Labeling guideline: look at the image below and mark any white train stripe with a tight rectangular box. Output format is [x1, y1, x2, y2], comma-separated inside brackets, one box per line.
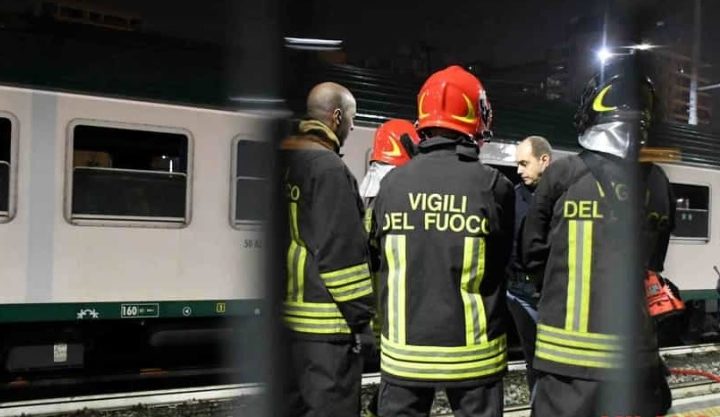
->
[26, 92, 58, 302]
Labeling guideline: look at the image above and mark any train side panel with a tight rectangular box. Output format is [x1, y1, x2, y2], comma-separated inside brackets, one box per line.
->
[0, 87, 267, 304]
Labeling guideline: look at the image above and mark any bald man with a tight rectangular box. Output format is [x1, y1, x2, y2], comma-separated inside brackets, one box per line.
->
[508, 135, 552, 395]
[304, 82, 357, 148]
[281, 82, 374, 417]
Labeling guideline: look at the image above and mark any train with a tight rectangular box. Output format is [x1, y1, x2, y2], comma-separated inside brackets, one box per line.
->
[0, 84, 273, 385]
[1, 81, 719, 388]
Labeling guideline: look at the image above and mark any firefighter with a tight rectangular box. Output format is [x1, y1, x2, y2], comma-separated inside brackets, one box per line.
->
[360, 119, 421, 208]
[371, 66, 514, 417]
[359, 119, 420, 417]
[521, 53, 673, 417]
[507, 135, 552, 394]
[281, 82, 375, 417]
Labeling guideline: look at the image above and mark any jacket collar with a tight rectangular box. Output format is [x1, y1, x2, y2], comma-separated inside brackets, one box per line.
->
[298, 119, 341, 152]
[419, 135, 479, 161]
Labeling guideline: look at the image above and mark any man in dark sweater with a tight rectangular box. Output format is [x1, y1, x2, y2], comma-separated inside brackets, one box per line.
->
[507, 135, 552, 394]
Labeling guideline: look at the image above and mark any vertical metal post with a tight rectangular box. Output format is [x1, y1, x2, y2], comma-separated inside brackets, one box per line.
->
[224, 2, 288, 417]
[689, 0, 701, 125]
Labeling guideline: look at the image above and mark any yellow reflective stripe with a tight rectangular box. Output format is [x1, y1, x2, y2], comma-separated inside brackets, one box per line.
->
[286, 240, 307, 302]
[397, 236, 407, 345]
[386, 236, 397, 343]
[536, 324, 621, 367]
[321, 263, 369, 279]
[538, 323, 619, 342]
[566, 220, 577, 330]
[579, 221, 593, 332]
[321, 263, 370, 286]
[566, 220, 593, 332]
[475, 238, 487, 343]
[287, 242, 297, 300]
[328, 277, 373, 302]
[381, 334, 506, 363]
[460, 238, 475, 345]
[289, 202, 303, 244]
[381, 350, 507, 380]
[364, 207, 373, 234]
[284, 316, 351, 334]
[297, 247, 306, 301]
[386, 235, 406, 344]
[460, 237, 487, 346]
[537, 340, 618, 359]
[284, 301, 343, 318]
[284, 302, 352, 335]
[382, 334, 506, 353]
[285, 301, 338, 309]
[536, 340, 619, 369]
[535, 350, 615, 369]
[537, 332, 620, 352]
[285, 242, 307, 302]
[287, 202, 307, 302]
[382, 349, 506, 369]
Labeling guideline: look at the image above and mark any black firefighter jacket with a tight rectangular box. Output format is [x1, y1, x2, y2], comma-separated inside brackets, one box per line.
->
[521, 151, 675, 381]
[371, 136, 515, 387]
[280, 120, 374, 342]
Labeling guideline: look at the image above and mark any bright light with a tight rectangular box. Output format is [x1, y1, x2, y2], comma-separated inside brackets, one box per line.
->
[284, 37, 343, 50]
[596, 47, 613, 63]
[632, 43, 656, 51]
[284, 37, 342, 46]
[355, 113, 389, 121]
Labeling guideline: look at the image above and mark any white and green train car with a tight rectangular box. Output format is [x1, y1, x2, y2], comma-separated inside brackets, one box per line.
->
[0, 84, 274, 377]
[1, 83, 719, 381]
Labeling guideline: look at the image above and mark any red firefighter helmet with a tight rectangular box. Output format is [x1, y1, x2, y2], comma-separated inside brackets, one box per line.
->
[370, 119, 420, 166]
[416, 65, 492, 138]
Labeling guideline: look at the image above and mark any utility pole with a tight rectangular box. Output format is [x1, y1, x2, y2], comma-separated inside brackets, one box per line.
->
[689, 0, 701, 125]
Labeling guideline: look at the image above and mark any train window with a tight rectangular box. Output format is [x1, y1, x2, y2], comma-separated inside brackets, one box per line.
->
[0, 116, 14, 222]
[67, 122, 192, 227]
[671, 183, 710, 242]
[232, 138, 271, 228]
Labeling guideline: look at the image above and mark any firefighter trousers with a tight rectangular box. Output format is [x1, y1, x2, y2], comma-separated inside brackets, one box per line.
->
[531, 370, 671, 417]
[377, 379, 503, 417]
[285, 339, 363, 417]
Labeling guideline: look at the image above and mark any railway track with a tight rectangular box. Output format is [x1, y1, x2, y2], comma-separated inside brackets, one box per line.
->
[0, 383, 261, 416]
[3, 343, 719, 416]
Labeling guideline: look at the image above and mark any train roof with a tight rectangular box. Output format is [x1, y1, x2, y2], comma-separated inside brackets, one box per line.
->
[1, 21, 719, 168]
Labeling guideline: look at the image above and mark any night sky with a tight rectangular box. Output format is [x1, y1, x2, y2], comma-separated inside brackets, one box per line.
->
[2, 0, 717, 68]
[0, 0, 719, 124]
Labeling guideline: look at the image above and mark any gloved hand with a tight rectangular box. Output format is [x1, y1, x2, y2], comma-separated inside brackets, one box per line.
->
[352, 333, 362, 354]
[352, 324, 378, 358]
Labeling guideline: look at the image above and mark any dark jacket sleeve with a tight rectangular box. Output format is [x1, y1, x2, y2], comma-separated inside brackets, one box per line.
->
[494, 174, 516, 272]
[311, 165, 374, 333]
[521, 159, 569, 279]
[509, 185, 530, 273]
[648, 165, 676, 272]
